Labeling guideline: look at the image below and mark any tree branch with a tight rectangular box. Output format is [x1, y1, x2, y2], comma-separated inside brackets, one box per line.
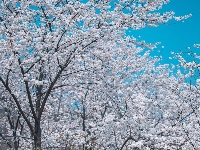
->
[0, 77, 35, 136]
[18, 59, 38, 123]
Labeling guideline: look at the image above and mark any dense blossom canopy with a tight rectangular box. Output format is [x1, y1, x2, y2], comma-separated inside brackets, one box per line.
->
[0, 0, 199, 149]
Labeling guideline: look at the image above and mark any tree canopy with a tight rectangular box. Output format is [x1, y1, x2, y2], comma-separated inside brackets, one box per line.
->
[0, 0, 199, 149]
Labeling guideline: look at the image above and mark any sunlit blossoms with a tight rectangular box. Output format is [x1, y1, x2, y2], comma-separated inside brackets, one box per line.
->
[0, 0, 199, 150]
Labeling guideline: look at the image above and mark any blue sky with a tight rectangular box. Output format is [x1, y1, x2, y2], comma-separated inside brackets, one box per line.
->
[128, 0, 200, 63]
[126, 0, 200, 83]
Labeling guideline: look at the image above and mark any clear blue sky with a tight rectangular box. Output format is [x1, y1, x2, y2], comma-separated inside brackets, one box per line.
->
[128, 0, 200, 63]
[126, 1, 200, 83]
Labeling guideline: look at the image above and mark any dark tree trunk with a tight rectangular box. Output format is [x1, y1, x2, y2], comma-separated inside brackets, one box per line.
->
[34, 122, 41, 150]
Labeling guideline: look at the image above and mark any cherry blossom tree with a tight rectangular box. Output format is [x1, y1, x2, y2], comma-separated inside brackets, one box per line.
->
[0, 0, 198, 150]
